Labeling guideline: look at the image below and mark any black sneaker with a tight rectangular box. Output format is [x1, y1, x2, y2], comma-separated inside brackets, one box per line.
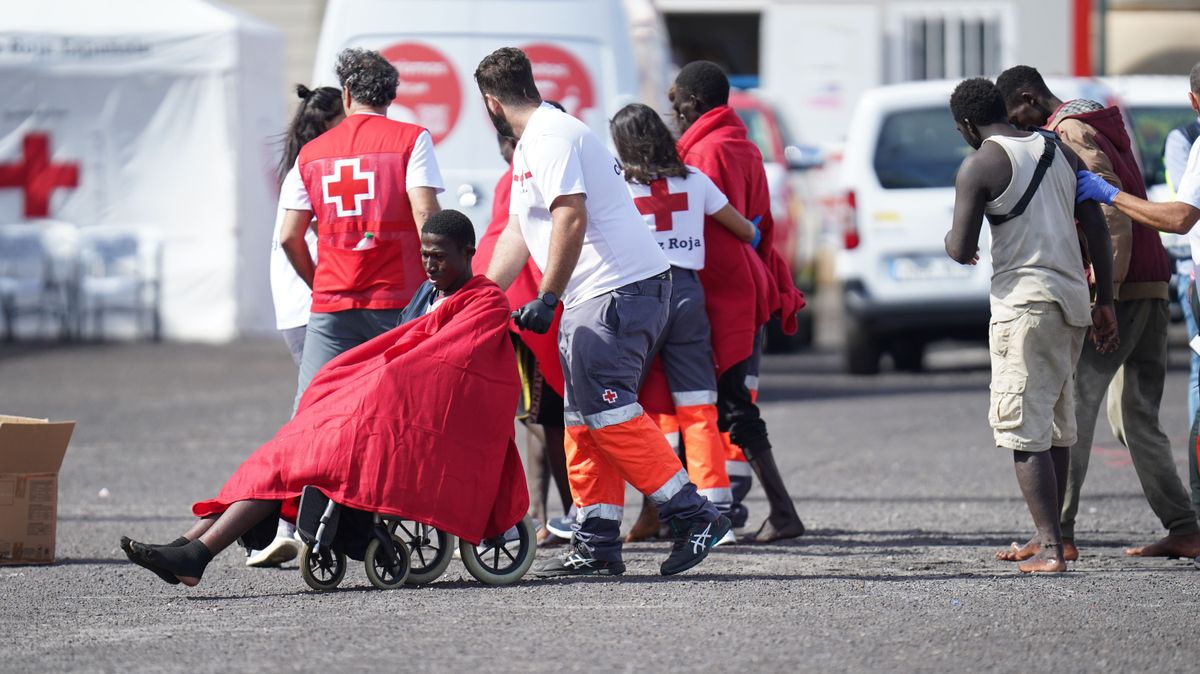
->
[531, 539, 625, 578]
[660, 515, 732, 576]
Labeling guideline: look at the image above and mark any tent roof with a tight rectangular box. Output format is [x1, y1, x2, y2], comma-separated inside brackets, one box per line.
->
[2, 0, 277, 37]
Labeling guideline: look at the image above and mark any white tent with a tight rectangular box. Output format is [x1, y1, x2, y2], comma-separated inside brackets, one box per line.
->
[0, 0, 284, 341]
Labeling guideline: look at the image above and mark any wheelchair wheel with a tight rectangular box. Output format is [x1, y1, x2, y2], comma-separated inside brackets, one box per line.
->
[364, 533, 411, 590]
[389, 520, 455, 585]
[459, 515, 537, 586]
[300, 544, 346, 592]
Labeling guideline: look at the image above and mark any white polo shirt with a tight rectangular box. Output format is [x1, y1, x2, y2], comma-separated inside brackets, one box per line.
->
[1173, 137, 1200, 263]
[510, 103, 669, 308]
[623, 167, 729, 271]
[269, 163, 319, 330]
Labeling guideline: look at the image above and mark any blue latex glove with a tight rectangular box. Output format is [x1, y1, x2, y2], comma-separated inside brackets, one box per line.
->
[749, 215, 763, 249]
[1075, 169, 1119, 205]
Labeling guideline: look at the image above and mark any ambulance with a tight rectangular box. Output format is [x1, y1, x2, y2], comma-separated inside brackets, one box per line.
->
[311, 0, 668, 234]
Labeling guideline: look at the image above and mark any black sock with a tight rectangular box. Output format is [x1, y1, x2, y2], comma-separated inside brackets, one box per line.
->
[145, 540, 213, 580]
[169, 537, 190, 547]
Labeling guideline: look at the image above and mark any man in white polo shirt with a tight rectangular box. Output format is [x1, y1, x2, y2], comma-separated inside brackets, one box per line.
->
[1077, 136, 1200, 569]
[476, 47, 731, 577]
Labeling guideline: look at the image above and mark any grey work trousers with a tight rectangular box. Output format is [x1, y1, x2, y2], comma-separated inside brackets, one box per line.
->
[1063, 298, 1200, 538]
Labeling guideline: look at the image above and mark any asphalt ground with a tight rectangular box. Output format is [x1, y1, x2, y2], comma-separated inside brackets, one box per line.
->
[0, 336, 1197, 673]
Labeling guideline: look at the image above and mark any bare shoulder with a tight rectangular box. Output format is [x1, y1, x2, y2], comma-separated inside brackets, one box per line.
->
[957, 141, 1011, 196]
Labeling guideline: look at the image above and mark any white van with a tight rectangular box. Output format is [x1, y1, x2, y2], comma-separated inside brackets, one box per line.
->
[311, 0, 665, 232]
[835, 77, 1113, 374]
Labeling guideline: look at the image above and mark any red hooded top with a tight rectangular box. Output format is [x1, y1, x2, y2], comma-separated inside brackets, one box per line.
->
[676, 105, 806, 374]
[192, 276, 528, 544]
[1050, 104, 1170, 289]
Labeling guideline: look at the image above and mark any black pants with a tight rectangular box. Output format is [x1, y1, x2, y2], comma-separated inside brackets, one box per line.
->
[716, 357, 769, 458]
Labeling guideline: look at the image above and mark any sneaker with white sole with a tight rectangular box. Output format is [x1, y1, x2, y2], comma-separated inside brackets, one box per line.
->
[531, 539, 625, 578]
[245, 535, 299, 568]
[714, 527, 737, 547]
[545, 515, 575, 540]
[660, 515, 732, 576]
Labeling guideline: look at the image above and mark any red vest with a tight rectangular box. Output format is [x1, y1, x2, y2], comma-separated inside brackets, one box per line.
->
[298, 114, 427, 312]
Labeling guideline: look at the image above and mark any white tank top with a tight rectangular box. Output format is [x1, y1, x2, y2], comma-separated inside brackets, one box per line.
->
[984, 133, 1091, 327]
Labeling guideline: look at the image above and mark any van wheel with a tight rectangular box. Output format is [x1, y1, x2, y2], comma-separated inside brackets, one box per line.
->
[890, 338, 926, 372]
[845, 322, 881, 375]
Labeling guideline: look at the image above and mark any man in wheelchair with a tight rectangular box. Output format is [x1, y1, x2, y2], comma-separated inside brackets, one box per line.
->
[121, 210, 529, 587]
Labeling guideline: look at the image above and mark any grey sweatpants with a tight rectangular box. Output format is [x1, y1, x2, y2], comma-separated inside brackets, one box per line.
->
[1062, 298, 1200, 538]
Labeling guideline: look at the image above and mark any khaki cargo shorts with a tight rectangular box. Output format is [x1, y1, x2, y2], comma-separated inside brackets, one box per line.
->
[988, 302, 1088, 452]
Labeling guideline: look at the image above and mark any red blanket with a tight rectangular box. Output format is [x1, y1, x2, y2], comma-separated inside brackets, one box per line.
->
[192, 276, 528, 544]
[677, 105, 805, 376]
[474, 166, 565, 396]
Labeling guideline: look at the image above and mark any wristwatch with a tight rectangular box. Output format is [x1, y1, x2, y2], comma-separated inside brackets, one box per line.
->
[538, 291, 559, 307]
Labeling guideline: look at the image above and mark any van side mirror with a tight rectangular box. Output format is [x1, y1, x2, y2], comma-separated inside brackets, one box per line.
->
[785, 144, 824, 171]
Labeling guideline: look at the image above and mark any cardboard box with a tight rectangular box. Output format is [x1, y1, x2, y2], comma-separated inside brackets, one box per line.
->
[0, 415, 73, 565]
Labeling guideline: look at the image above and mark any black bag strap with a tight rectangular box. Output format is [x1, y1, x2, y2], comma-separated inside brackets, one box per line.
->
[990, 136, 1057, 225]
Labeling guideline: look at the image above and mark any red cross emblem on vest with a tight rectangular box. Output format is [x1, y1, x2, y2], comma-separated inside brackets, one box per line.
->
[602, 389, 618, 404]
[322, 158, 376, 217]
[0, 133, 80, 218]
[634, 178, 688, 232]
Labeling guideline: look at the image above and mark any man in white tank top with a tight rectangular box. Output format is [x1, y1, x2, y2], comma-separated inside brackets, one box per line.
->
[944, 78, 1118, 573]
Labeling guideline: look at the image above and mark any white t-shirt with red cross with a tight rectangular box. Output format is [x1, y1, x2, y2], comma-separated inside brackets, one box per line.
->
[509, 103, 669, 308]
[623, 167, 729, 271]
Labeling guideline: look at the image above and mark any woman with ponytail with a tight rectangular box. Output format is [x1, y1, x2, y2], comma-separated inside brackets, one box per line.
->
[269, 84, 344, 367]
[251, 84, 344, 568]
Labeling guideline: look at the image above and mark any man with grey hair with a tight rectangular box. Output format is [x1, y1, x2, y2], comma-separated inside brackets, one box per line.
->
[279, 47, 444, 405]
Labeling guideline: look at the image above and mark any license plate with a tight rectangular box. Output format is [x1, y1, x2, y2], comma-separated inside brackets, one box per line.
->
[888, 255, 973, 281]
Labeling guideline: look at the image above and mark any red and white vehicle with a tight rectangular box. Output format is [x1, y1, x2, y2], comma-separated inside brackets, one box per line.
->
[728, 89, 824, 349]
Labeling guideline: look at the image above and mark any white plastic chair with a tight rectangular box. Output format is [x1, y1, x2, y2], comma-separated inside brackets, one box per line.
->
[0, 223, 70, 340]
[76, 225, 163, 340]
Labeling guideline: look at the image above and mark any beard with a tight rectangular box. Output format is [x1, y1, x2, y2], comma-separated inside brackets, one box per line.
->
[488, 106, 515, 140]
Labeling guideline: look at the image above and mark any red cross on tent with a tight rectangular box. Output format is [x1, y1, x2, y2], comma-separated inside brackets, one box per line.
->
[322, 158, 375, 217]
[634, 178, 688, 232]
[0, 133, 80, 218]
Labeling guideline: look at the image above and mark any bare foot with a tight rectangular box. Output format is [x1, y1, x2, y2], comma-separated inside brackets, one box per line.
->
[1018, 556, 1068, 573]
[625, 500, 660, 542]
[536, 527, 567, 547]
[997, 537, 1078, 562]
[1063, 539, 1079, 562]
[995, 537, 1038, 561]
[749, 514, 805, 543]
[1124, 532, 1200, 558]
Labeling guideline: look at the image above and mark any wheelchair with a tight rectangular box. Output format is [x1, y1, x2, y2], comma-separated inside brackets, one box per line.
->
[295, 486, 537, 591]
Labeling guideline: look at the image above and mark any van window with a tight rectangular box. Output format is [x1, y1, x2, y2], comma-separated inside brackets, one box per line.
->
[1127, 105, 1196, 187]
[873, 107, 970, 189]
